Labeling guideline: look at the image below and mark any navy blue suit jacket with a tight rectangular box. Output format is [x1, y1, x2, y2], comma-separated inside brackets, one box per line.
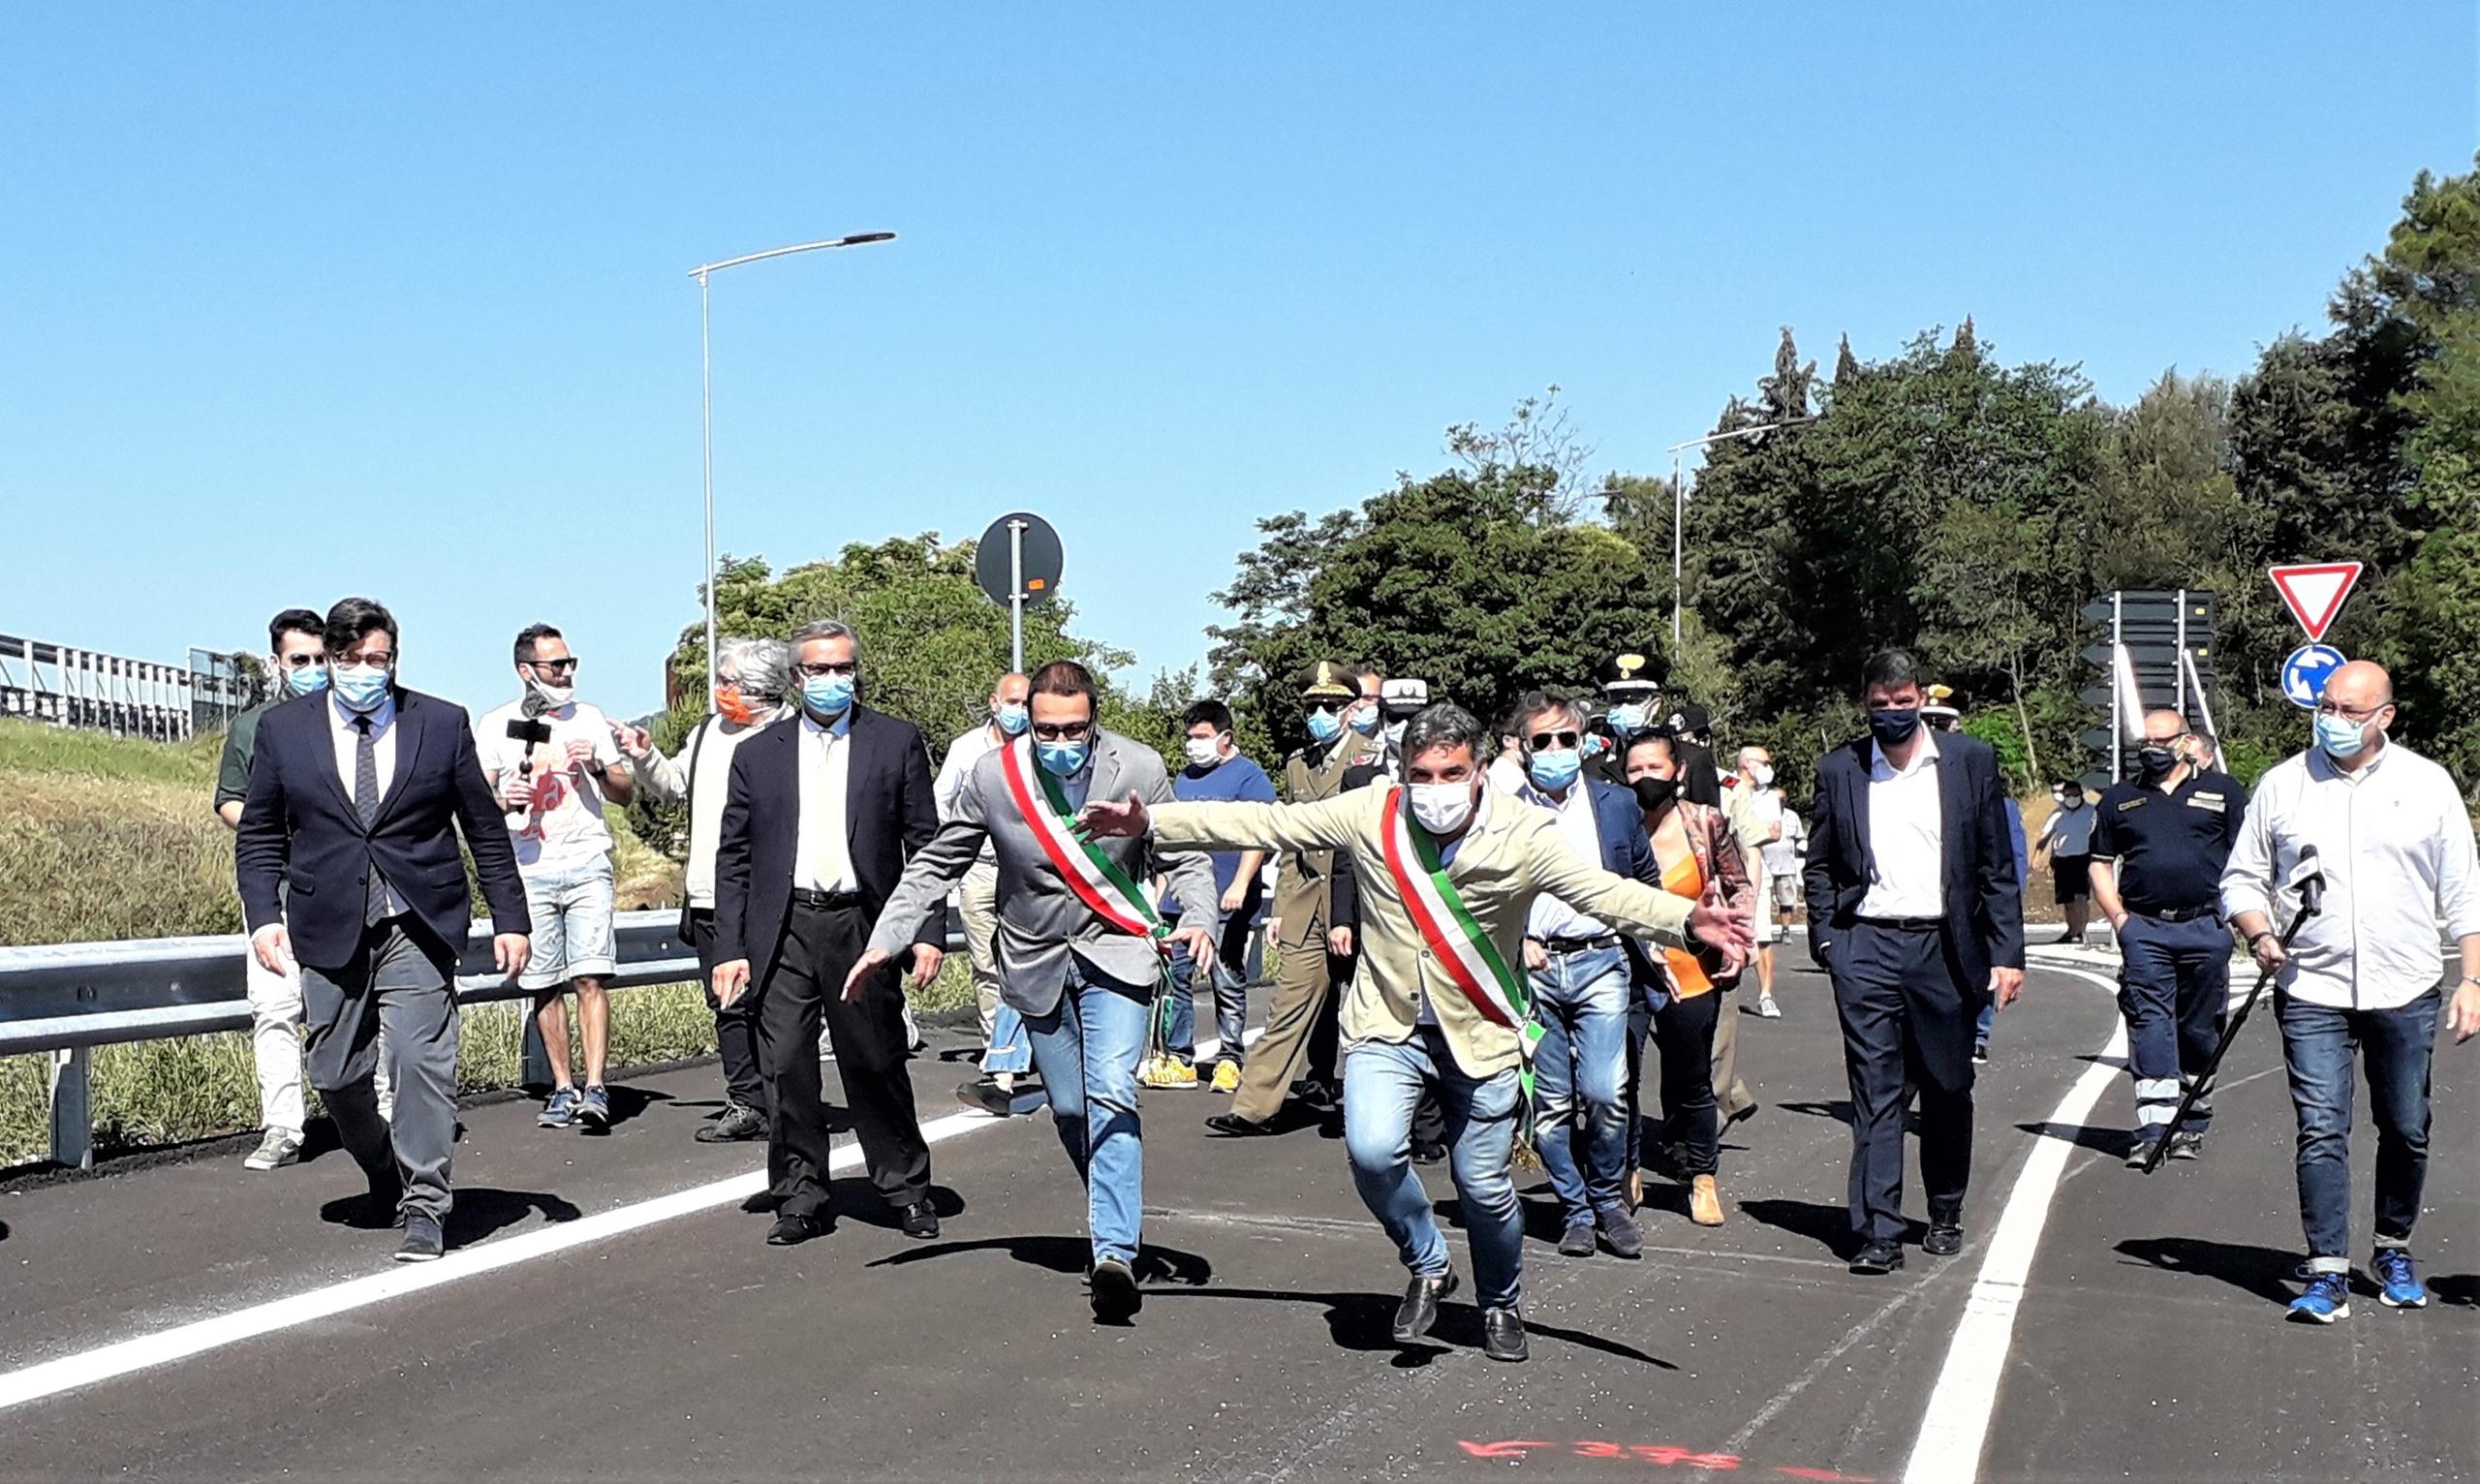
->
[236, 688, 531, 970]
[1802, 731, 2025, 993]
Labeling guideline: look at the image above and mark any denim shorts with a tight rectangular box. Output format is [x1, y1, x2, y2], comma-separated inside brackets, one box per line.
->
[518, 857, 616, 990]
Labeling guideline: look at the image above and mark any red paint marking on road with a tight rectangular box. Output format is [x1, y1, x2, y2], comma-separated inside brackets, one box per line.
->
[1455, 1441, 1873, 1478]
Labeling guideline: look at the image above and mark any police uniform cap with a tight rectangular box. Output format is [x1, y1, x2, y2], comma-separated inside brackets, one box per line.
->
[1595, 648, 1670, 694]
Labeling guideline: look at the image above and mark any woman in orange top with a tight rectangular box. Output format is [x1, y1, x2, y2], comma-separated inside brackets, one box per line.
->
[1622, 729, 1755, 1225]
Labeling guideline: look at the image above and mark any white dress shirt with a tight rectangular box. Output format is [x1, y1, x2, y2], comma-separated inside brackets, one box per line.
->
[937, 724, 1007, 869]
[2220, 741, 2480, 1010]
[792, 710, 857, 894]
[328, 691, 404, 917]
[1856, 729, 1946, 919]
[1515, 776, 1611, 941]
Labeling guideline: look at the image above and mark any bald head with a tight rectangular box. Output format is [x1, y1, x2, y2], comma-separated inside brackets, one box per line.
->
[2140, 709, 2190, 746]
[2324, 661, 2394, 712]
[991, 671, 1030, 708]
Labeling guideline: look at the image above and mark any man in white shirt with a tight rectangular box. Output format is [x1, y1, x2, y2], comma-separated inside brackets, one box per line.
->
[2221, 661, 2480, 1323]
[940, 671, 1033, 1112]
[611, 637, 794, 1143]
[480, 624, 632, 1132]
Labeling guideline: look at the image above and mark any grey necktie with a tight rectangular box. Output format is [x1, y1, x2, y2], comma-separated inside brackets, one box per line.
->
[354, 717, 387, 924]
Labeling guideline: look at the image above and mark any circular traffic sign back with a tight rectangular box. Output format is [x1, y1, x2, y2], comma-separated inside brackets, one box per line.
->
[974, 511, 1063, 608]
[2280, 643, 2346, 710]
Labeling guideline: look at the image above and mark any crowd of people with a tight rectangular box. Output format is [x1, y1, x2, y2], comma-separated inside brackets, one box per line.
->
[220, 597, 2478, 1346]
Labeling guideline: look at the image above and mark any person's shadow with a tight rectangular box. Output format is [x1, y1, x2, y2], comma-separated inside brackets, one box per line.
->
[1737, 1196, 1924, 1260]
[2113, 1235, 2299, 1306]
[317, 1188, 581, 1244]
[575, 1086, 672, 1136]
[828, 1179, 967, 1229]
[2018, 1120, 2131, 1157]
[865, 1235, 1215, 1325]
[1149, 1284, 1675, 1371]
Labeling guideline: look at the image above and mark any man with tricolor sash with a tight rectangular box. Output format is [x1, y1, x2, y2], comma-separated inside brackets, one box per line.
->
[850, 660, 1218, 1323]
[1080, 701, 1753, 1362]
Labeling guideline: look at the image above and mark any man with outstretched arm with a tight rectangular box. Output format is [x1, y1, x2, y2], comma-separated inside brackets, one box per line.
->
[847, 660, 1217, 1323]
[2220, 660, 2480, 1323]
[1080, 701, 1752, 1363]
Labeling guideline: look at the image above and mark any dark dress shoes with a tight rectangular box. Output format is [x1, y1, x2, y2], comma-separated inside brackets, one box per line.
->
[1925, 1206, 1965, 1257]
[695, 1103, 768, 1143]
[393, 1212, 445, 1263]
[1849, 1239, 1905, 1275]
[900, 1199, 940, 1240]
[766, 1212, 828, 1247]
[1481, 1305, 1529, 1363]
[1391, 1269, 1459, 1344]
[957, 1078, 1017, 1118]
[1205, 1113, 1276, 1137]
[1090, 1256, 1141, 1322]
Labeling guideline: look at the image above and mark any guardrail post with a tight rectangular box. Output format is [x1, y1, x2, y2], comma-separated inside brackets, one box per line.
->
[49, 1045, 94, 1169]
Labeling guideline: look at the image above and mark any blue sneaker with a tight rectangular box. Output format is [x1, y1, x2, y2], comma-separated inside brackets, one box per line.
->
[2372, 1248, 2428, 1309]
[2286, 1271, 2351, 1324]
[538, 1087, 580, 1129]
[576, 1085, 611, 1130]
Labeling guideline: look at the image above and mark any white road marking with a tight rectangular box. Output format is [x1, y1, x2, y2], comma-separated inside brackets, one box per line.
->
[1901, 961, 2127, 1484]
[0, 1108, 999, 1413]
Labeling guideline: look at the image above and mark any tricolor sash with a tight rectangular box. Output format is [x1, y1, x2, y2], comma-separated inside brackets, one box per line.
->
[1379, 787, 1540, 1062]
[997, 735, 1165, 943]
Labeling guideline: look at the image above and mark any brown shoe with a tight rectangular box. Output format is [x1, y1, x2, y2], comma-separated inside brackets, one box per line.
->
[1689, 1175, 1725, 1227]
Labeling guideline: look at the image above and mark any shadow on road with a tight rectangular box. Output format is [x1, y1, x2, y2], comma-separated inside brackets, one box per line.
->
[1778, 1099, 1855, 1126]
[864, 1234, 1215, 1290]
[1739, 1197, 1927, 1259]
[574, 1085, 672, 1135]
[2018, 1120, 2131, 1157]
[2433, 1273, 2478, 1309]
[830, 1179, 968, 1228]
[1149, 1285, 1677, 1371]
[2113, 1235, 2298, 1306]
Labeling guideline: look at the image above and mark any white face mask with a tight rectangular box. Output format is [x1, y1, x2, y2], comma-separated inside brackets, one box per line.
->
[1183, 736, 1226, 770]
[1751, 763, 1774, 788]
[1410, 781, 1476, 835]
[527, 672, 574, 708]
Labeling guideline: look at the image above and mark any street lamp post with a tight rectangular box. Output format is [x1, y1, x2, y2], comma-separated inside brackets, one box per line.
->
[1664, 416, 1817, 647]
[690, 232, 896, 710]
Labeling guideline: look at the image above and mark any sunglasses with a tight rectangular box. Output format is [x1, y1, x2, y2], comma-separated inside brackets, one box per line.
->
[795, 661, 858, 679]
[1304, 700, 1346, 716]
[1527, 729, 1582, 752]
[531, 658, 580, 675]
[1032, 721, 1093, 741]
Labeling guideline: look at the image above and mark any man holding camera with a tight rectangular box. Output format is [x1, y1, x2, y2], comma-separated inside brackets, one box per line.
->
[480, 623, 633, 1131]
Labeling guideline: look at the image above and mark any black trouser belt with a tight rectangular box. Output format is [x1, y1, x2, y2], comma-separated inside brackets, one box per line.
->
[1855, 915, 1942, 930]
[2134, 904, 2219, 924]
[1542, 934, 1621, 954]
[790, 888, 864, 909]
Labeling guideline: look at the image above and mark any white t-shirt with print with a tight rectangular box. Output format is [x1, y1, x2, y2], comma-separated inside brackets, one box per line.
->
[477, 697, 623, 873]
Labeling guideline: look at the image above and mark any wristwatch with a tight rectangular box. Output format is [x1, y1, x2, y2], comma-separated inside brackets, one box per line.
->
[2248, 931, 2277, 949]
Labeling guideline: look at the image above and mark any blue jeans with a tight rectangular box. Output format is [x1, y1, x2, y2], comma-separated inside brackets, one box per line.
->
[1022, 959, 1152, 1265]
[982, 1003, 1033, 1075]
[2116, 913, 2230, 1131]
[1164, 911, 1254, 1061]
[1343, 1028, 1526, 1311]
[1527, 943, 1631, 1223]
[2275, 987, 2437, 1271]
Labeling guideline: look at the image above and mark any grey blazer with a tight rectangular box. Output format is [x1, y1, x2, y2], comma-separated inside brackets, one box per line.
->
[865, 728, 1217, 1015]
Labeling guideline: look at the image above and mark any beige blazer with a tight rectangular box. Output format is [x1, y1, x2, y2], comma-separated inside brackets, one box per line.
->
[1154, 784, 1694, 1078]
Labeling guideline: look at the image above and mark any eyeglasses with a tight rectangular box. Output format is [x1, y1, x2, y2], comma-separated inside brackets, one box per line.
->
[1032, 720, 1093, 741]
[1304, 700, 1345, 716]
[2314, 699, 2386, 723]
[1527, 729, 1581, 752]
[531, 658, 580, 676]
[278, 654, 326, 669]
[795, 661, 858, 680]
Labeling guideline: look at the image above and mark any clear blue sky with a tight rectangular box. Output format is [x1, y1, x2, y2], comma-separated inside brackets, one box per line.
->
[4, 5, 2471, 721]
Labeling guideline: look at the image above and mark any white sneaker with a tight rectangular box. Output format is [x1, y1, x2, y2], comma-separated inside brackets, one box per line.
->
[244, 1128, 303, 1170]
[1756, 994, 1782, 1019]
[902, 1002, 926, 1054]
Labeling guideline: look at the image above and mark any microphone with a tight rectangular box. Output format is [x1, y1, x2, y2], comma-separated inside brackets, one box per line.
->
[506, 698, 555, 821]
[2285, 844, 2325, 918]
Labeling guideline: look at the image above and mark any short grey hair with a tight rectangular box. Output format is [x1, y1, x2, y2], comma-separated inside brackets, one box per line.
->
[790, 618, 859, 660]
[1514, 688, 1582, 738]
[1401, 701, 1489, 764]
[719, 637, 791, 702]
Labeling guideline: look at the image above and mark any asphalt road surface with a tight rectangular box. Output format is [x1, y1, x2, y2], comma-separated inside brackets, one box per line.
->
[2, 944, 2473, 1483]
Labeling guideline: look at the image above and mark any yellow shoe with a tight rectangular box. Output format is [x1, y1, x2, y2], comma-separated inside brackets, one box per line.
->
[1210, 1059, 1242, 1094]
[1138, 1057, 1199, 1089]
[1690, 1174, 1725, 1227]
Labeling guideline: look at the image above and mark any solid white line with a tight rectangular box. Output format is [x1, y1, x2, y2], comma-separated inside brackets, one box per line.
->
[1901, 962, 2127, 1484]
[0, 1108, 998, 1414]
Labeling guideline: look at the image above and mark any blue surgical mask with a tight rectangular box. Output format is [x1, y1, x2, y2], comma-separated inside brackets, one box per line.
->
[1608, 702, 1647, 736]
[1527, 747, 1582, 792]
[1868, 707, 1922, 747]
[330, 663, 390, 713]
[1306, 709, 1343, 744]
[994, 701, 1029, 736]
[802, 674, 854, 717]
[2314, 712, 2368, 759]
[1348, 703, 1380, 736]
[1038, 738, 1091, 777]
[284, 663, 329, 698]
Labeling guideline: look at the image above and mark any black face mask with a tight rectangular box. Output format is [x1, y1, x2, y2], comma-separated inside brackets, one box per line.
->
[1868, 707, 1921, 747]
[2135, 745, 2179, 780]
[1630, 775, 1680, 811]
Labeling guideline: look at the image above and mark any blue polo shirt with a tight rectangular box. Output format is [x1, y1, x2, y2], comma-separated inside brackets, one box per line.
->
[2091, 768, 2247, 915]
[1162, 753, 1277, 922]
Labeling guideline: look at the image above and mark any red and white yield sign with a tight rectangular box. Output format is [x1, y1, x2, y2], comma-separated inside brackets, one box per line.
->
[2269, 562, 2364, 642]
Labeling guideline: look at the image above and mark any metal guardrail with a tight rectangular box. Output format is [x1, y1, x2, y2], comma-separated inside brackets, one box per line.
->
[2, 910, 966, 1172]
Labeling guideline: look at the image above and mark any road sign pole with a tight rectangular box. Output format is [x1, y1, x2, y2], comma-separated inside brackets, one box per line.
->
[2174, 588, 2188, 720]
[2112, 592, 2124, 783]
[1008, 519, 1028, 674]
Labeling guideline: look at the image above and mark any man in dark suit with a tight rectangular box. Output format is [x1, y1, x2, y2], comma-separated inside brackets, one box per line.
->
[236, 597, 533, 1262]
[711, 618, 945, 1248]
[1804, 648, 2026, 1276]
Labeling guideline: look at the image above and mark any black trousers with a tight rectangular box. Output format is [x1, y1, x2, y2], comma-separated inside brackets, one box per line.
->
[759, 896, 930, 1221]
[1830, 919, 1979, 1244]
[1653, 988, 1722, 1178]
[687, 910, 767, 1115]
